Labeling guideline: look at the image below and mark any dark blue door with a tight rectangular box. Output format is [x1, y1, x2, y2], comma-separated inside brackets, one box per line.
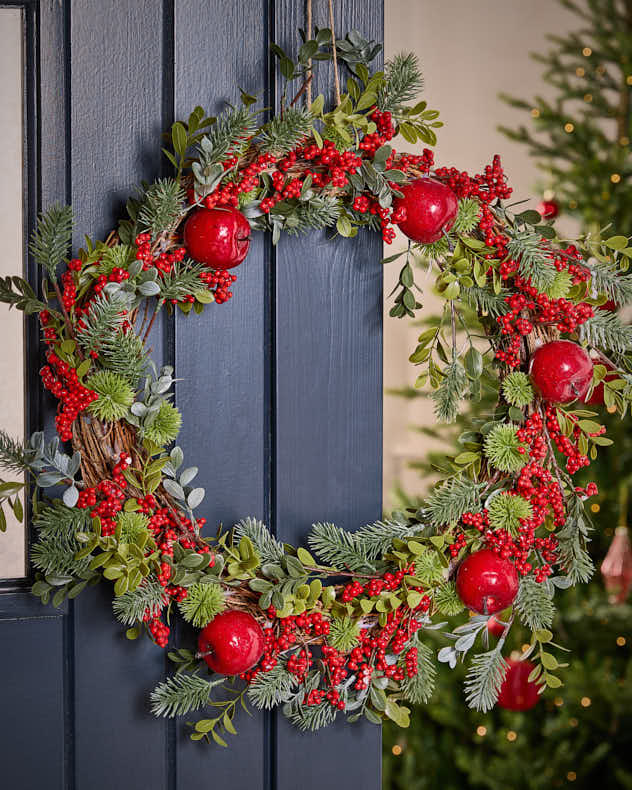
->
[0, 2, 383, 788]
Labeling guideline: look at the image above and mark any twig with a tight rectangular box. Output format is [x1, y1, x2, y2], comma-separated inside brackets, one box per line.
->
[327, 0, 341, 106]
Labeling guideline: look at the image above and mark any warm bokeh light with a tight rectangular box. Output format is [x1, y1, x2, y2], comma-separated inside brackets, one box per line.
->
[616, 636, 626, 647]
[392, 745, 402, 756]
[567, 772, 577, 782]
[507, 731, 517, 742]
[611, 173, 621, 183]
[564, 122, 574, 133]
[581, 697, 591, 707]
[582, 46, 592, 56]
[476, 726, 487, 736]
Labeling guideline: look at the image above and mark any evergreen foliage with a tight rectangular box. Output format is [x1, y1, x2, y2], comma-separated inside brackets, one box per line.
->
[115, 512, 150, 543]
[507, 230, 557, 293]
[150, 673, 213, 717]
[453, 198, 480, 234]
[0, 430, 30, 473]
[328, 616, 362, 651]
[401, 642, 437, 704]
[502, 371, 534, 408]
[578, 310, 632, 355]
[233, 518, 284, 564]
[29, 204, 73, 280]
[462, 286, 511, 318]
[588, 262, 632, 307]
[432, 360, 469, 423]
[30, 502, 92, 577]
[285, 196, 341, 234]
[86, 371, 135, 422]
[157, 260, 208, 303]
[76, 294, 129, 354]
[247, 664, 297, 710]
[178, 582, 225, 628]
[484, 424, 527, 473]
[434, 582, 465, 616]
[487, 492, 533, 532]
[142, 400, 182, 446]
[99, 329, 148, 385]
[308, 521, 370, 571]
[138, 179, 185, 237]
[377, 53, 423, 112]
[464, 648, 508, 713]
[425, 477, 484, 527]
[112, 578, 166, 626]
[515, 577, 556, 631]
[259, 108, 313, 154]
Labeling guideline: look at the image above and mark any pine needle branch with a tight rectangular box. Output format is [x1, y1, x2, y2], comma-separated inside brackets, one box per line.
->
[308, 522, 371, 572]
[401, 641, 437, 704]
[464, 647, 508, 713]
[247, 665, 297, 710]
[462, 286, 511, 318]
[150, 673, 214, 718]
[589, 263, 632, 307]
[76, 294, 129, 354]
[578, 311, 632, 355]
[507, 230, 557, 292]
[377, 52, 423, 112]
[433, 360, 469, 423]
[29, 204, 73, 280]
[112, 578, 166, 625]
[138, 179, 186, 237]
[285, 197, 341, 235]
[515, 577, 556, 631]
[259, 108, 313, 154]
[425, 476, 484, 527]
[233, 518, 284, 564]
[0, 431, 30, 473]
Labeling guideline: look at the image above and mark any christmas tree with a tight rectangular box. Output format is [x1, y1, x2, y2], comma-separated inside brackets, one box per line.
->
[383, 2, 632, 786]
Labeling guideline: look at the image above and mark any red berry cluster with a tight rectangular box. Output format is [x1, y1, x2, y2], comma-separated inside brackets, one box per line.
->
[40, 350, 98, 441]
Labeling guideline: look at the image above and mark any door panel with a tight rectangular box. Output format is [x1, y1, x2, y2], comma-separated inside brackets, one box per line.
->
[0, 2, 384, 788]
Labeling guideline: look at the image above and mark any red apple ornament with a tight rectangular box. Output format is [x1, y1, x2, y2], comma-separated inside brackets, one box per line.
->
[456, 549, 519, 615]
[530, 340, 593, 404]
[197, 610, 264, 675]
[497, 659, 540, 711]
[393, 178, 458, 243]
[537, 199, 559, 220]
[184, 206, 251, 269]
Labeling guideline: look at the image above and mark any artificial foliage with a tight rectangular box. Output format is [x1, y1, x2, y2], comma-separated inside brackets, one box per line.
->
[0, 21, 631, 751]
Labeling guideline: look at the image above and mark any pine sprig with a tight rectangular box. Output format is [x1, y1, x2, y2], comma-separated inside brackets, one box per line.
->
[464, 647, 508, 713]
[284, 696, 338, 732]
[247, 664, 297, 710]
[233, 518, 284, 564]
[487, 492, 533, 532]
[434, 582, 465, 616]
[198, 106, 257, 168]
[556, 495, 594, 584]
[112, 578, 166, 625]
[433, 360, 469, 423]
[377, 52, 423, 113]
[507, 230, 557, 292]
[285, 197, 341, 235]
[483, 424, 527, 473]
[259, 108, 313, 155]
[77, 295, 129, 355]
[29, 204, 73, 280]
[138, 179, 185, 237]
[86, 371, 135, 422]
[150, 673, 213, 717]
[414, 551, 446, 586]
[30, 502, 93, 577]
[462, 286, 511, 318]
[0, 430, 30, 473]
[453, 198, 480, 234]
[578, 311, 632, 355]
[400, 641, 436, 704]
[502, 371, 534, 407]
[328, 616, 361, 651]
[98, 244, 135, 276]
[426, 477, 484, 526]
[158, 260, 208, 303]
[589, 263, 632, 306]
[178, 582, 225, 628]
[99, 329, 148, 385]
[515, 577, 555, 631]
[353, 518, 422, 561]
[308, 522, 370, 571]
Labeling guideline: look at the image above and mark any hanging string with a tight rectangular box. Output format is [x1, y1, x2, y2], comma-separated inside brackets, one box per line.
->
[306, 0, 313, 109]
[327, 0, 342, 105]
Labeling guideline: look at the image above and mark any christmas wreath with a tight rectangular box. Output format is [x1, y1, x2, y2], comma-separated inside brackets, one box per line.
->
[1, 23, 631, 746]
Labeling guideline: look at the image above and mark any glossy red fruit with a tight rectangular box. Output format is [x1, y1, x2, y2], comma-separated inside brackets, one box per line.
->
[529, 340, 593, 404]
[183, 207, 251, 269]
[393, 178, 458, 243]
[497, 659, 540, 711]
[456, 549, 519, 615]
[537, 199, 559, 220]
[197, 610, 264, 675]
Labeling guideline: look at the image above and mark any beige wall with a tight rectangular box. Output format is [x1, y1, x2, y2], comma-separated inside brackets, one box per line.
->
[0, 8, 26, 578]
[383, 0, 578, 507]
